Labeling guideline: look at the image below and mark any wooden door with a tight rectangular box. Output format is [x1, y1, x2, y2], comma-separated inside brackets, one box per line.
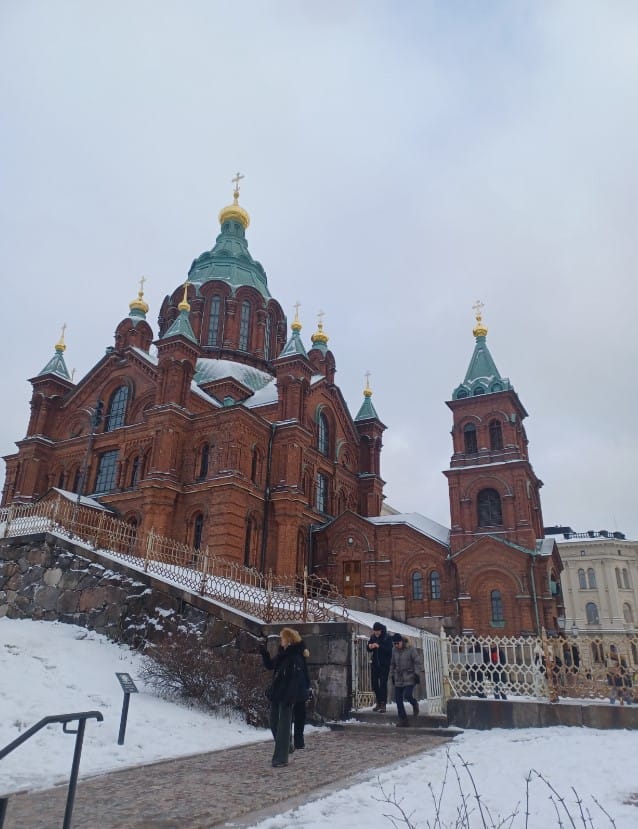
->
[343, 560, 361, 597]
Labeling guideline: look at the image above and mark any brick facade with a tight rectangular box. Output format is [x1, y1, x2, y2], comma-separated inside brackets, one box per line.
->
[2, 194, 563, 635]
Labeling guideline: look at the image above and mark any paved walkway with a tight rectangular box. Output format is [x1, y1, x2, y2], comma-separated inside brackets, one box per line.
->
[3, 728, 452, 829]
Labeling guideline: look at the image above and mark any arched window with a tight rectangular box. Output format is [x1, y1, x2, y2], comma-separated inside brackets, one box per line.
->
[616, 568, 622, 589]
[93, 450, 119, 493]
[198, 444, 209, 480]
[587, 567, 597, 589]
[207, 295, 222, 346]
[316, 472, 328, 513]
[578, 568, 587, 589]
[105, 386, 129, 431]
[430, 570, 441, 600]
[622, 569, 630, 589]
[477, 488, 503, 526]
[585, 602, 599, 625]
[130, 456, 140, 488]
[623, 602, 634, 624]
[57, 469, 65, 489]
[264, 312, 272, 360]
[72, 468, 82, 493]
[491, 590, 504, 623]
[318, 412, 329, 456]
[463, 423, 477, 454]
[473, 386, 485, 396]
[193, 513, 204, 550]
[412, 571, 423, 600]
[238, 300, 251, 351]
[489, 419, 503, 450]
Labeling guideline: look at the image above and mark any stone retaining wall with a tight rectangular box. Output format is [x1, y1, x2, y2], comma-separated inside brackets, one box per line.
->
[448, 698, 638, 729]
[0, 533, 352, 720]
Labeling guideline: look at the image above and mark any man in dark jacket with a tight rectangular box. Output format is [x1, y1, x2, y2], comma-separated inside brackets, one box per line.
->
[368, 622, 392, 712]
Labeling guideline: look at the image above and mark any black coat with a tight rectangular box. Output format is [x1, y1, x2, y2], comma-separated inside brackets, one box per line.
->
[263, 641, 309, 705]
[368, 626, 392, 670]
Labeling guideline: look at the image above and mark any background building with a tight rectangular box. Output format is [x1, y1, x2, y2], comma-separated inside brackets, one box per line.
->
[546, 526, 637, 635]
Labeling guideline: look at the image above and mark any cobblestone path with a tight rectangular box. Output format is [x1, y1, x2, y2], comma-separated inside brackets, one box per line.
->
[3, 728, 451, 829]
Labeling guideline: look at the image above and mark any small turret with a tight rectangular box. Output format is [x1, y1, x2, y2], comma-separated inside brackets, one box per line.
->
[115, 278, 154, 352]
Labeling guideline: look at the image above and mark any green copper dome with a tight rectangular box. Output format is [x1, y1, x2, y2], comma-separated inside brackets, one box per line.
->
[452, 332, 512, 399]
[187, 217, 271, 299]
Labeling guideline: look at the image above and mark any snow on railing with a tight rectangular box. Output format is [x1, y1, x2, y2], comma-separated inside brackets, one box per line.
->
[0, 498, 346, 624]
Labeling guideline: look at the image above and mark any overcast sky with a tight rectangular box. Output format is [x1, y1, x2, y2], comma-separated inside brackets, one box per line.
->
[1, 1, 636, 539]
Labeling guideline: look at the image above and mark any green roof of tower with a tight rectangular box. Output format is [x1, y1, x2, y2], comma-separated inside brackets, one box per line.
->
[163, 309, 197, 343]
[38, 327, 71, 380]
[452, 309, 512, 400]
[186, 183, 271, 299]
[355, 375, 380, 421]
[278, 326, 308, 358]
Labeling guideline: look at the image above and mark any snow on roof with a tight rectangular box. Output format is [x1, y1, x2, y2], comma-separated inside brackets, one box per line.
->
[535, 537, 555, 556]
[194, 358, 273, 392]
[368, 512, 450, 546]
[243, 378, 278, 408]
[131, 347, 158, 365]
[50, 488, 112, 512]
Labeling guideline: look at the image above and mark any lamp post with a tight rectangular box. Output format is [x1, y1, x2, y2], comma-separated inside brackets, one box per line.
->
[76, 400, 104, 506]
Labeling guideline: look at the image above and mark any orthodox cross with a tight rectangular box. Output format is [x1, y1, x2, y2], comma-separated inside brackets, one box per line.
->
[138, 275, 147, 294]
[365, 370, 371, 389]
[232, 172, 244, 197]
[317, 309, 325, 327]
[293, 300, 301, 323]
[60, 322, 67, 339]
[472, 300, 484, 318]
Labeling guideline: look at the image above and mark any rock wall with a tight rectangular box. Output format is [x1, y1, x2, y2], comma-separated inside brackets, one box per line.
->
[0, 533, 353, 721]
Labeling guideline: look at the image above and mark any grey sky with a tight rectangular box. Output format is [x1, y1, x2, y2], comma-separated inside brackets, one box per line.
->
[1, 1, 636, 538]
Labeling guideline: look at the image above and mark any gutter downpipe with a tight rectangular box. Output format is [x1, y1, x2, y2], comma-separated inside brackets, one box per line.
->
[530, 553, 541, 635]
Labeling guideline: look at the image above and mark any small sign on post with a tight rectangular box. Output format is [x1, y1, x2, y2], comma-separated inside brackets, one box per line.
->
[115, 672, 139, 745]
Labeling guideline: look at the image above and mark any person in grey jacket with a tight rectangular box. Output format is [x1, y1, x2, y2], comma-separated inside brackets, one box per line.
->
[390, 633, 420, 726]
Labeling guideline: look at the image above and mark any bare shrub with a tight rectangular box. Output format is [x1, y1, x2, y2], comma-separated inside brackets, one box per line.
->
[140, 630, 270, 727]
[376, 750, 617, 829]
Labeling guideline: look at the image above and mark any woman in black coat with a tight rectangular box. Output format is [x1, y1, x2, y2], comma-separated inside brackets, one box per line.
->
[262, 627, 309, 767]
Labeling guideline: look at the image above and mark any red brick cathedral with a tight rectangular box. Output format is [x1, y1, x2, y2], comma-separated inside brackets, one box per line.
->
[2, 183, 563, 635]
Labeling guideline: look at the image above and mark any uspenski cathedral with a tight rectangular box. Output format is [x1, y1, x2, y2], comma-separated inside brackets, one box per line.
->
[2, 177, 564, 636]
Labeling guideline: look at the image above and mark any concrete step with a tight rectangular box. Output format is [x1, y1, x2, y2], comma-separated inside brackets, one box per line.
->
[352, 711, 450, 729]
[328, 720, 462, 738]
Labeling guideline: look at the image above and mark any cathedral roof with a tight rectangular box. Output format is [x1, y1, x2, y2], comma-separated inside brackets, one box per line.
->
[368, 512, 450, 546]
[37, 327, 72, 381]
[452, 307, 512, 400]
[186, 180, 270, 299]
[194, 358, 273, 394]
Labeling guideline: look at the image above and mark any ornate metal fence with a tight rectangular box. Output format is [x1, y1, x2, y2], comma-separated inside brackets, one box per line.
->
[445, 630, 638, 703]
[0, 498, 347, 624]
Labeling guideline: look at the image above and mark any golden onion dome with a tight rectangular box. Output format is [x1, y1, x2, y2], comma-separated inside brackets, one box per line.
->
[178, 282, 191, 312]
[218, 172, 250, 229]
[55, 323, 67, 353]
[311, 312, 328, 346]
[129, 277, 149, 315]
[472, 300, 488, 338]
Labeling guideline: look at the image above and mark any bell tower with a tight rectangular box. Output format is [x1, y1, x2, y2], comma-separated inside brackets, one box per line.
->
[444, 305, 545, 555]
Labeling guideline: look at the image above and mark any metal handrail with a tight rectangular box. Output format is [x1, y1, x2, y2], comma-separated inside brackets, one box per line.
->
[0, 710, 103, 829]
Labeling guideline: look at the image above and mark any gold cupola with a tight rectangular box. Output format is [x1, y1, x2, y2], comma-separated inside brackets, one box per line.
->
[472, 300, 488, 338]
[218, 172, 250, 230]
[55, 323, 67, 353]
[291, 301, 302, 333]
[129, 276, 150, 317]
[178, 282, 191, 312]
[311, 311, 329, 349]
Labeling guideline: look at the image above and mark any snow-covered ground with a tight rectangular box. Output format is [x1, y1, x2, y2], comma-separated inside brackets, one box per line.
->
[1, 618, 637, 827]
[0, 618, 269, 794]
[247, 727, 638, 828]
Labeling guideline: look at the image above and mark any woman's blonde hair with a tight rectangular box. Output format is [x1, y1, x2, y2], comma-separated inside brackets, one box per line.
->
[280, 627, 302, 645]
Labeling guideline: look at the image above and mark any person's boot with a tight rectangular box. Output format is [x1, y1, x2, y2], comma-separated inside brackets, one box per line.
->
[372, 704, 380, 712]
[412, 700, 419, 716]
[377, 704, 386, 713]
[396, 718, 408, 727]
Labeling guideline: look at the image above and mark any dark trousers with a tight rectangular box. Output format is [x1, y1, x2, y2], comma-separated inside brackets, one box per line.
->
[292, 701, 306, 748]
[395, 684, 417, 720]
[371, 663, 390, 705]
[269, 701, 293, 765]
